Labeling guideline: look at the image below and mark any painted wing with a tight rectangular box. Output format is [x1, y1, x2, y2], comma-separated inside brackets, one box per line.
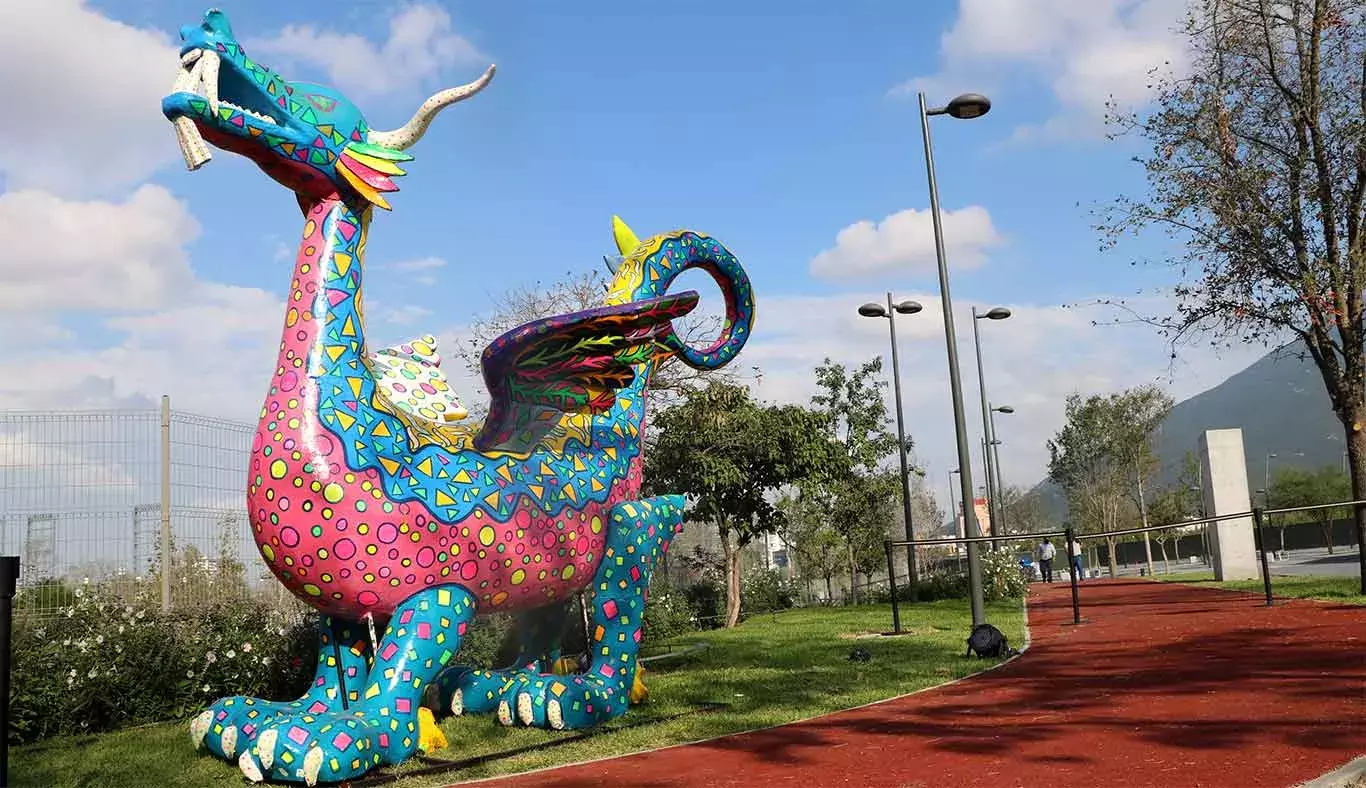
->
[366, 334, 469, 423]
[474, 292, 699, 452]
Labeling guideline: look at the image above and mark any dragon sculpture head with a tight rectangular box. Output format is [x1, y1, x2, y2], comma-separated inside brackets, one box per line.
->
[161, 8, 494, 210]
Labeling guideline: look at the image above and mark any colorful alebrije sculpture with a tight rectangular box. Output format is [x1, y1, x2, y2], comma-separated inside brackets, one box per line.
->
[162, 9, 754, 786]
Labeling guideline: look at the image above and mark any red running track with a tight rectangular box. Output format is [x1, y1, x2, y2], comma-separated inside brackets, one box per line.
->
[458, 579, 1366, 788]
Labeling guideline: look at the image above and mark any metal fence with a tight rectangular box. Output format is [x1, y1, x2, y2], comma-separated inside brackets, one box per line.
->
[0, 396, 296, 619]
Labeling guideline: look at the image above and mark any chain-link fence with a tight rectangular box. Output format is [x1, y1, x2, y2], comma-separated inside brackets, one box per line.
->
[0, 396, 301, 619]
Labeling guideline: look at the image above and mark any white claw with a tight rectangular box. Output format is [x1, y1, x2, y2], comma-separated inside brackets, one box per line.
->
[238, 750, 264, 783]
[547, 699, 565, 731]
[450, 689, 464, 716]
[190, 710, 212, 749]
[303, 746, 324, 787]
[496, 700, 514, 727]
[220, 725, 238, 758]
[517, 693, 534, 726]
[256, 728, 277, 771]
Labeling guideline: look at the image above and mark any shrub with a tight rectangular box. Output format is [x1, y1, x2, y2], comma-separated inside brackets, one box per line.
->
[642, 578, 696, 642]
[10, 567, 708, 744]
[740, 568, 798, 615]
[980, 548, 1029, 601]
[10, 580, 317, 744]
[681, 578, 724, 629]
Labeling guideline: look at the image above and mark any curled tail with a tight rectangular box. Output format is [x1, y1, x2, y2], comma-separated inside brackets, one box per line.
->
[605, 216, 754, 371]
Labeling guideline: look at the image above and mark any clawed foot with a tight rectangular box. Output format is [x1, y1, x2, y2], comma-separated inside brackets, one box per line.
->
[442, 665, 542, 725]
[235, 709, 388, 786]
[191, 695, 331, 763]
[507, 670, 628, 731]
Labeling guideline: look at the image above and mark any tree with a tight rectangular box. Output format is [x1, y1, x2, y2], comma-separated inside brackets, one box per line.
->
[1147, 451, 1206, 570]
[807, 358, 905, 603]
[776, 492, 843, 602]
[646, 382, 833, 627]
[998, 485, 1054, 536]
[1112, 386, 1176, 576]
[1095, 0, 1366, 591]
[1046, 384, 1173, 577]
[1269, 465, 1353, 553]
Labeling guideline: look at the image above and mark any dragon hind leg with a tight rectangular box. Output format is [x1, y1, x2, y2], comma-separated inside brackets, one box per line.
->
[433, 600, 570, 724]
[509, 495, 683, 730]
[190, 616, 372, 764]
[237, 585, 478, 786]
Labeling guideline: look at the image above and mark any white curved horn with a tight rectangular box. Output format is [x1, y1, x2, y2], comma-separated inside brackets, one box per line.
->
[368, 64, 496, 151]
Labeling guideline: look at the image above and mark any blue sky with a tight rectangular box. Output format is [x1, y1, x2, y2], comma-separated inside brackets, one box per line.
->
[0, 0, 1272, 520]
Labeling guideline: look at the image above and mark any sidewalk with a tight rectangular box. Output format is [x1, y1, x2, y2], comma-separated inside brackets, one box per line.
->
[456, 580, 1366, 788]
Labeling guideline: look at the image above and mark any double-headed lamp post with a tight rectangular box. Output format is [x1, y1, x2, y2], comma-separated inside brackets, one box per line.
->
[972, 306, 1011, 549]
[858, 295, 924, 596]
[919, 89, 992, 626]
[989, 404, 1014, 536]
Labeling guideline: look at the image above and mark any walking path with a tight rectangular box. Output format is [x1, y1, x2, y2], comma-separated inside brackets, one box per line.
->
[457, 580, 1366, 788]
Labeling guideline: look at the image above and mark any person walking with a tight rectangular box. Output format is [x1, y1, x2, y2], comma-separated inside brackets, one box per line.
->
[1037, 538, 1056, 583]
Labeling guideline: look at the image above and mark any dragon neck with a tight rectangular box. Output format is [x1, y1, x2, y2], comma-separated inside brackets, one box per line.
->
[265, 197, 373, 434]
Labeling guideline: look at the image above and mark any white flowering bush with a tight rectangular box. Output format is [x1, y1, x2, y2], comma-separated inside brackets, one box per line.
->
[642, 577, 696, 642]
[980, 548, 1029, 601]
[11, 579, 317, 744]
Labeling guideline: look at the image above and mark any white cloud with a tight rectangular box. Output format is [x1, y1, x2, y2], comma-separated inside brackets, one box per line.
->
[382, 304, 435, 326]
[0, 185, 199, 312]
[0, 283, 282, 419]
[386, 256, 448, 285]
[0, 0, 177, 197]
[389, 256, 448, 272]
[894, 0, 1190, 141]
[245, 4, 487, 99]
[809, 205, 1003, 279]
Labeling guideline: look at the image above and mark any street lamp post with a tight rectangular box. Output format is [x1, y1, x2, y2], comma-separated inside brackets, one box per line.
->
[1264, 451, 1303, 554]
[919, 89, 992, 626]
[989, 404, 1014, 534]
[972, 306, 1010, 549]
[858, 295, 925, 597]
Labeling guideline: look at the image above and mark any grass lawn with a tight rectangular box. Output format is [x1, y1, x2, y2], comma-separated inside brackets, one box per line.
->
[1158, 572, 1366, 605]
[11, 599, 1024, 788]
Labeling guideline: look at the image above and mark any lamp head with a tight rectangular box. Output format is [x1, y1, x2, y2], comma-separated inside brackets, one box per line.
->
[857, 303, 888, 319]
[946, 93, 992, 120]
[994, 405, 1015, 414]
[893, 300, 924, 315]
[984, 307, 1012, 320]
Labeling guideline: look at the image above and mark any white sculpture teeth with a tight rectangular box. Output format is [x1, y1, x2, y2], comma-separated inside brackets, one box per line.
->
[168, 50, 216, 170]
[199, 50, 220, 114]
[170, 57, 212, 171]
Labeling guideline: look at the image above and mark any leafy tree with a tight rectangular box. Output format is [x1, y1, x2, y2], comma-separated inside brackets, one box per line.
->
[646, 382, 833, 627]
[1094, 0, 1366, 591]
[1046, 384, 1173, 577]
[1269, 465, 1353, 553]
[998, 485, 1054, 536]
[1146, 451, 1205, 570]
[807, 358, 905, 603]
[1113, 386, 1175, 576]
[776, 492, 843, 602]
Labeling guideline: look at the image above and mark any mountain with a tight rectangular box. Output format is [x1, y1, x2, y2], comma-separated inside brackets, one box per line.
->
[1029, 340, 1346, 522]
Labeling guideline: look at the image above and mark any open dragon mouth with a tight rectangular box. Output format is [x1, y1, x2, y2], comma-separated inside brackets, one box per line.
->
[168, 48, 285, 170]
